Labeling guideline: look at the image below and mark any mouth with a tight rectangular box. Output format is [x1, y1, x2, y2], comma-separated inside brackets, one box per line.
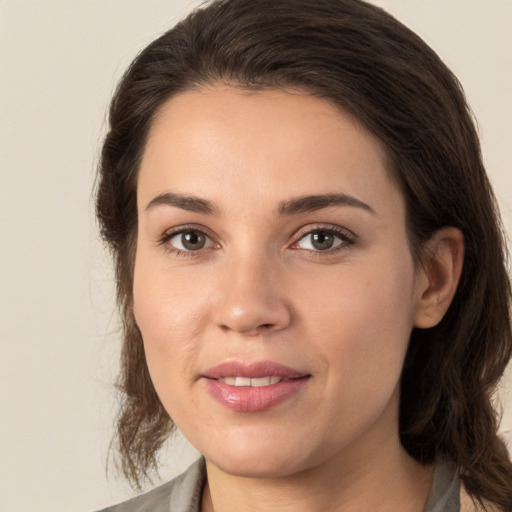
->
[202, 360, 308, 380]
[201, 361, 310, 412]
[216, 376, 288, 387]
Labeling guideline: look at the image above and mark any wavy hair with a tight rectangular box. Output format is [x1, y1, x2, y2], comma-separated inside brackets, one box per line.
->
[96, 0, 512, 508]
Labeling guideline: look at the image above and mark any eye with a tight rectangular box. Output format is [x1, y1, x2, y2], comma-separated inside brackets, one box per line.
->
[295, 228, 353, 251]
[166, 229, 214, 251]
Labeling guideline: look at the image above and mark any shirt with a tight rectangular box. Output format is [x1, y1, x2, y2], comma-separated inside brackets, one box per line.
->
[96, 457, 471, 512]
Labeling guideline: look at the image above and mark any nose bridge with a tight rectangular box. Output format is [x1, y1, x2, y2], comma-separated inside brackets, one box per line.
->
[213, 246, 291, 335]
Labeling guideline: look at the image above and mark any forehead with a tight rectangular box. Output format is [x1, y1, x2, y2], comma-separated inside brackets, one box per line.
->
[138, 86, 402, 216]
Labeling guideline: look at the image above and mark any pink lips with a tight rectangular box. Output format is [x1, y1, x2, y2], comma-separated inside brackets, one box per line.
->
[201, 361, 310, 412]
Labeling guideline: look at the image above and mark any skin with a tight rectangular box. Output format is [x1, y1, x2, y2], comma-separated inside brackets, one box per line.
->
[133, 86, 463, 511]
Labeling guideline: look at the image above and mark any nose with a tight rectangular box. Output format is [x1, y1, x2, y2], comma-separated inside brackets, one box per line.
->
[212, 253, 292, 336]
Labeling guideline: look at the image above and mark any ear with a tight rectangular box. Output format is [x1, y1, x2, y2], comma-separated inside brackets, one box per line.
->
[413, 227, 464, 329]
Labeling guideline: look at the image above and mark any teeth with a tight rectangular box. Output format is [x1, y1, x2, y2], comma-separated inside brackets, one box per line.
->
[251, 377, 271, 387]
[235, 376, 251, 387]
[217, 376, 282, 387]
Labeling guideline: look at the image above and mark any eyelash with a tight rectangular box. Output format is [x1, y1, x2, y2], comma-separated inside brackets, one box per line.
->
[291, 225, 355, 256]
[157, 224, 356, 258]
[157, 225, 217, 258]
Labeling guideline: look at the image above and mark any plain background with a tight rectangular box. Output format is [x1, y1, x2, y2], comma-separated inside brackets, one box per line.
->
[1, 1, 511, 511]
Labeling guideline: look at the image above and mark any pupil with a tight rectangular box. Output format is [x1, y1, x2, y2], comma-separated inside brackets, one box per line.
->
[312, 231, 333, 250]
[182, 231, 205, 250]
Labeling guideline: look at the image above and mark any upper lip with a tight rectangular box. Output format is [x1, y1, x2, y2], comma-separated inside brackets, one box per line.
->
[202, 360, 308, 380]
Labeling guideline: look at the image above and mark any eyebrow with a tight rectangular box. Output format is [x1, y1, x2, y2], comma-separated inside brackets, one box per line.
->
[145, 192, 217, 215]
[145, 191, 376, 216]
[277, 193, 376, 216]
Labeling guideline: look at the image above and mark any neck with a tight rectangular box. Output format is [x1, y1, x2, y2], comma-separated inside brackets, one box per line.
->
[201, 434, 434, 512]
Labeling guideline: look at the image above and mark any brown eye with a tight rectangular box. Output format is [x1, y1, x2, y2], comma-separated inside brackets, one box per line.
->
[311, 231, 335, 250]
[168, 230, 213, 251]
[296, 229, 349, 251]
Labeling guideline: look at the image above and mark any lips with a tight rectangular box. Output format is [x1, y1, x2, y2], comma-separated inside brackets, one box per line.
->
[201, 361, 310, 412]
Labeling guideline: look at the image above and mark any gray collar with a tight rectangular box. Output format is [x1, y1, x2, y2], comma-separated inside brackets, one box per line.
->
[169, 458, 460, 512]
[424, 459, 460, 512]
[96, 457, 460, 512]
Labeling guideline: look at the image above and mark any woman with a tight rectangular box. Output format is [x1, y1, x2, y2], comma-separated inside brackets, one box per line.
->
[95, 0, 512, 510]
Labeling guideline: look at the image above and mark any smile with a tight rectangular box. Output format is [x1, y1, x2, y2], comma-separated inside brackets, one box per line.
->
[216, 376, 283, 387]
[202, 361, 310, 412]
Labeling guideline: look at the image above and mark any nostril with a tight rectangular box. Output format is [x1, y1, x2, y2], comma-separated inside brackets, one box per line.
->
[219, 322, 276, 335]
[213, 296, 292, 335]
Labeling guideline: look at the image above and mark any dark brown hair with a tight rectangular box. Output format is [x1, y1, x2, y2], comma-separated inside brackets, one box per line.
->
[96, 0, 512, 507]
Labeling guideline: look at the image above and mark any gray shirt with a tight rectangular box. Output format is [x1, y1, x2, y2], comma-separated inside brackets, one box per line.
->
[97, 458, 460, 512]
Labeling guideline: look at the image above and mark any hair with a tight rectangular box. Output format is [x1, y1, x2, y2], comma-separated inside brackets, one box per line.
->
[96, 0, 512, 508]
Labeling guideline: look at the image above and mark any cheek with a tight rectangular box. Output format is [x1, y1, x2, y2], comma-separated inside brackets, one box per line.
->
[133, 244, 211, 340]
[132, 250, 211, 404]
[301, 250, 417, 386]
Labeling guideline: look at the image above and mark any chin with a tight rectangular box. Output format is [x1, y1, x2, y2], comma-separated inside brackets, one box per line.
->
[212, 456, 303, 479]
[203, 437, 315, 479]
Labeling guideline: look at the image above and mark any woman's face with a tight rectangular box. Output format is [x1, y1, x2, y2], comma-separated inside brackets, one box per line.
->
[134, 87, 427, 478]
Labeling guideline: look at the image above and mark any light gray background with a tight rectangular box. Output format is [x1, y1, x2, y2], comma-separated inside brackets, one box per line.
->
[1, 1, 511, 511]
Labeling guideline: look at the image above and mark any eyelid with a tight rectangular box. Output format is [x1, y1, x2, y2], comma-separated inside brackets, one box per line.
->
[156, 222, 356, 257]
[157, 224, 219, 256]
[290, 224, 356, 252]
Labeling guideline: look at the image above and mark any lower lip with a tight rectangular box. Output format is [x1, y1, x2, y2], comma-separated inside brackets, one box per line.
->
[202, 377, 310, 412]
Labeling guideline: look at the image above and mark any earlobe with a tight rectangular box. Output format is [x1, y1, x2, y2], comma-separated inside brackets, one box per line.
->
[413, 227, 464, 329]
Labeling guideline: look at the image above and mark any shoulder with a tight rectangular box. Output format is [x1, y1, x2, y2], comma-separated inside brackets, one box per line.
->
[93, 458, 206, 512]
